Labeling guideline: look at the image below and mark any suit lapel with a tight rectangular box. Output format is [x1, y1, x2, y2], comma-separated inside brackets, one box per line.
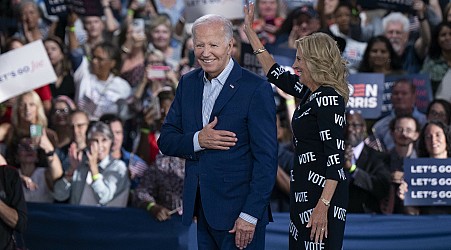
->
[194, 70, 204, 130]
[209, 63, 242, 122]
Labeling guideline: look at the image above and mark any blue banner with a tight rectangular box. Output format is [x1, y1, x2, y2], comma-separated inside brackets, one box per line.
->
[404, 158, 451, 206]
[346, 73, 384, 119]
[24, 203, 451, 250]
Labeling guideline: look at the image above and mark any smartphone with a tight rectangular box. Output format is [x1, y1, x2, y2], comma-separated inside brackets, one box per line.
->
[147, 65, 170, 80]
[132, 18, 145, 36]
[30, 124, 43, 137]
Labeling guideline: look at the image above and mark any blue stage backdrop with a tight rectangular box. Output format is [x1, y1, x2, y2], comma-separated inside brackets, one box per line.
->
[24, 203, 451, 249]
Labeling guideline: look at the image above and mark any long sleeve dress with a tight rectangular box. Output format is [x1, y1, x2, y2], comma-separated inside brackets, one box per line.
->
[267, 64, 348, 250]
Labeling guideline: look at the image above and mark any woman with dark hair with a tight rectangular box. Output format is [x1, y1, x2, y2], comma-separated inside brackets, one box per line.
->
[118, 19, 147, 89]
[426, 99, 451, 125]
[48, 96, 77, 148]
[44, 36, 75, 99]
[53, 121, 130, 206]
[421, 22, 451, 95]
[358, 35, 404, 75]
[68, 15, 132, 121]
[399, 120, 451, 214]
[417, 120, 451, 158]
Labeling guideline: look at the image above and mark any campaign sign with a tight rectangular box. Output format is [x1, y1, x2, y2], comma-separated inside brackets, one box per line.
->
[44, 0, 68, 16]
[241, 43, 264, 76]
[356, 0, 414, 13]
[241, 43, 296, 77]
[66, 0, 103, 16]
[346, 73, 384, 119]
[184, 0, 244, 23]
[0, 40, 57, 103]
[382, 74, 432, 117]
[404, 158, 451, 206]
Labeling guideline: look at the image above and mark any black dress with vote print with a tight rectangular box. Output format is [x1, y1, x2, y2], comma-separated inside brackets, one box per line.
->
[267, 64, 348, 250]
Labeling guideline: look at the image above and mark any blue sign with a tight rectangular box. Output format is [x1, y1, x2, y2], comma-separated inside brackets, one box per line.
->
[346, 73, 384, 119]
[404, 158, 451, 206]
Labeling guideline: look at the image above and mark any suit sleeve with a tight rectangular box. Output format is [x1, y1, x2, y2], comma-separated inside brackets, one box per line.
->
[158, 76, 198, 159]
[241, 81, 278, 220]
[352, 150, 391, 200]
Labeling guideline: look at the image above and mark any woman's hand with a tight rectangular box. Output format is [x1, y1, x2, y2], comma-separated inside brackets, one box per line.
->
[67, 11, 78, 27]
[22, 175, 39, 191]
[243, 2, 255, 32]
[398, 180, 408, 200]
[149, 204, 172, 221]
[37, 129, 55, 155]
[87, 142, 99, 174]
[306, 200, 329, 243]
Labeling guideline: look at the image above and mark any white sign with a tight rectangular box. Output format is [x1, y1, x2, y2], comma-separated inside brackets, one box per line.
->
[0, 40, 57, 103]
[184, 0, 245, 23]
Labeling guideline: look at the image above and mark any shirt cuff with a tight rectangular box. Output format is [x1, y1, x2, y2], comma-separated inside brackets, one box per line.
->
[239, 212, 257, 225]
[193, 131, 203, 152]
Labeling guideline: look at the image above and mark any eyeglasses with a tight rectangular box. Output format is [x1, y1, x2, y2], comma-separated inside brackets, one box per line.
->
[394, 127, 415, 134]
[55, 107, 69, 115]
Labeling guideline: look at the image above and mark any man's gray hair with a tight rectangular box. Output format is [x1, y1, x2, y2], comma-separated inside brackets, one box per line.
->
[192, 14, 233, 42]
[382, 12, 410, 33]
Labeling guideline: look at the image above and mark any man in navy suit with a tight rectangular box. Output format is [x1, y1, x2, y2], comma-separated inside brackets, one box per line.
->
[158, 14, 278, 250]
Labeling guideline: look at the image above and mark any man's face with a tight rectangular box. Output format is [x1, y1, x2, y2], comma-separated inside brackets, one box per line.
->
[384, 22, 408, 55]
[109, 121, 123, 152]
[70, 113, 89, 146]
[193, 22, 232, 80]
[84, 16, 104, 38]
[392, 117, 419, 147]
[345, 113, 366, 147]
[391, 82, 416, 115]
[294, 14, 320, 39]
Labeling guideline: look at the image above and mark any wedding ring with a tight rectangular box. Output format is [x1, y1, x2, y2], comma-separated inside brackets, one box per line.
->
[321, 228, 324, 231]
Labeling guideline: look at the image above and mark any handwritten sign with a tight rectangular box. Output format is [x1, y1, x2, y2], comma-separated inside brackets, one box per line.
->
[404, 158, 451, 206]
[0, 40, 57, 103]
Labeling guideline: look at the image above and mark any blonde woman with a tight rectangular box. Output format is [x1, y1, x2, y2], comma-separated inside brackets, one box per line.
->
[244, 3, 349, 249]
[5, 91, 58, 167]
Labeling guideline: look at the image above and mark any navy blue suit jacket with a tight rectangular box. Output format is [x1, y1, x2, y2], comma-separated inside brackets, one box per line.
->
[158, 61, 278, 230]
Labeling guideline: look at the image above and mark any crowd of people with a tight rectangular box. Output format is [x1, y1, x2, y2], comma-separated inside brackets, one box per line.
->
[1, 0, 451, 248]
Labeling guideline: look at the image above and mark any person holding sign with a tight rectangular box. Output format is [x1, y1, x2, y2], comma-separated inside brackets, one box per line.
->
[244, 3, 349, 249]
[398, 120, 451, 214]
[158, 14, 278, 250]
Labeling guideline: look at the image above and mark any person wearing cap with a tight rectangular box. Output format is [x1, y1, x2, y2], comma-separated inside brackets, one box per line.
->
[273, 5, 321, 49]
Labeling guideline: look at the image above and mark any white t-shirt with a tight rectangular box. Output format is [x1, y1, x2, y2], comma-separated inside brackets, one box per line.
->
[74, 58, 132, 121]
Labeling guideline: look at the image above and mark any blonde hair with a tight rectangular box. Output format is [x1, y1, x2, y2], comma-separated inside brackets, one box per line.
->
[12, 91, 48, 128]
[296, 32, 349, 104]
